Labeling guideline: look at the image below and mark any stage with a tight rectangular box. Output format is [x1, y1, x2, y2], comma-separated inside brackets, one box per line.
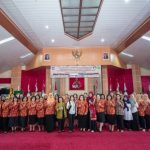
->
[0, 130, 150, 150]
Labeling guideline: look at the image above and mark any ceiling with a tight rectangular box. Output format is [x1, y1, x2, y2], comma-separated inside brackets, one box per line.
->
[119, 30, 150, 69]
[0, 0, 150, 71]
[0, 26, 33, 73]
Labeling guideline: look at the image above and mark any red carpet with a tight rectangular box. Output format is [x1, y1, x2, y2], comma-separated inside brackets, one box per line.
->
[0, 130, 150, 150]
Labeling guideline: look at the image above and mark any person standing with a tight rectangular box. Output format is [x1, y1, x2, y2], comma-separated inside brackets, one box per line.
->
[66, 95, 76, 132]
[138, 94, 146, 131]
[124, 95, 133, 130]
[9, 96, 19, 132]
[55, 97, 67, 132]
[88, 95, 97, 132]
[28, 96, 37, 132]
[106, 95, 116, 132]
[36, 97, 44, 131]
[96, 94, 106, 132]
[116, 94, 124, 132]
[144, 94, 150, 131]
[77, 95, 88, 132]
[19, 96, 28, 131]
[2, 97, 10, 133]
[130, 94, 140, 131]
[45, 93, 56, 132]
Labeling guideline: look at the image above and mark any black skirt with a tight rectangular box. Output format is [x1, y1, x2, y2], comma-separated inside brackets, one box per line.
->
[37, 117, 44, 125]
[20, 116, 27, 128]
[97, 112, 105, 123]
[107, 114, 116, 125]
[45, 115, 55, 132]
[29, 115, 37, 125]
[145, 115, 150, 129]
[9, 117, 18, 127]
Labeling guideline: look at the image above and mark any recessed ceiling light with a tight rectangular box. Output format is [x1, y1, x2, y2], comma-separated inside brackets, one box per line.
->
[124, 0, 130, 3]
[100, 38, 105, 43]
[20, 53, 32, 59]
[141, 36, 150, 42]
[51, 39, 55, 43]
[121, 52, 134, 57]
[45, 25, 49, 29]
[0, 36, 15, 45]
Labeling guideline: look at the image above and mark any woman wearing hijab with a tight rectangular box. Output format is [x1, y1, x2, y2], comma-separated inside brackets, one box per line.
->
[88, 94, 97, 132]
[66, 95, 76, 132]
[129, 94, 140, 131]
[106, 94, 116, 132]
[96, 94, 106, 132]
[9, 96, 19, 132]
[55, 97, 67, 132]
[77, 95, 88, 132]
[116, 94, 124, 132]
[124, 95, 133, 130]
[45, 93, 56, 132]
[19, 96, 28, 131]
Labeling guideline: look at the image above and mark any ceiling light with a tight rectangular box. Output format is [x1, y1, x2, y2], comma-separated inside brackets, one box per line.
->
[124, 0, 130, 3]
[20, 53, 32, 59]
[121, 52, 134, 57]
[51, 39, 55, 43]
[141, 36, 150, 42]
[0, 36, 15, 45]
[45, 25, 49, 29]
[100, 38, 105, 43]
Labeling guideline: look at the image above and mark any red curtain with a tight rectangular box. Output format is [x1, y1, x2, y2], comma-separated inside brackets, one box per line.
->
[21, 67, 46, 94]
[69, 78, 85, 90]
[141, 76, 150, 93]
[107, 66, 133, 94]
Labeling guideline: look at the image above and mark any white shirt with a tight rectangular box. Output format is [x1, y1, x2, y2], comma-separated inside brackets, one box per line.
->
[66, 101, 76, 115]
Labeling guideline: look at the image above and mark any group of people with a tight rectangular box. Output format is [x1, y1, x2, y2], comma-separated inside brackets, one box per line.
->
[0, 91, 150, 133]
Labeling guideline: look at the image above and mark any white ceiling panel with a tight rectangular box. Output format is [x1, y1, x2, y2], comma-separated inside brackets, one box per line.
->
[0, 0, 149, 48]
[0, 26, 34, 72]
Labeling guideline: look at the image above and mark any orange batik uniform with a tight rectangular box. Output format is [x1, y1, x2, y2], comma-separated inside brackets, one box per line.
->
[19, 101, 28, 117]
[2, 101, 10, 118]
[9, 102, 19, 117]
[36, 101, 44, 118]
[45, 100, 56, 115]
[77, 100, 88, 116]
[106, 99, 116, 115]
[28, 101, 36, 116]
[96, 99, 106, 113]
[138, 99, 146, 117]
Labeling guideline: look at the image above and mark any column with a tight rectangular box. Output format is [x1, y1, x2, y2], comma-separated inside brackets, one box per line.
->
[11, 65, 22, 91]
[101, 66, 108, 95]
[132, 64, 142, 93]
[46, 67, 52, 94]
[60, 78, 66, 96]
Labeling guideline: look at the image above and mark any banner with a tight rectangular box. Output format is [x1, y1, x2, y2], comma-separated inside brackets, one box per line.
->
[69, 78, 84, 90]
[50, 66, 101, 78]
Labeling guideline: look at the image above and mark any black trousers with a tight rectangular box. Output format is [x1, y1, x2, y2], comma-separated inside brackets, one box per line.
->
[89, 120, 96, 131]
[2, 117, 8, 132]
[78, 115, 87, 129]
[124, 120, 132, 130]
[116, 115, 124, 130]
[45, 115, 55, 132]
[0, 117, 2, 130]
[58, 119, 65, 131]
[139, 116, 146, 129]
[145, 115, 150, 129]
[68, 114, 75, 131]
[131, 112, 140, 131]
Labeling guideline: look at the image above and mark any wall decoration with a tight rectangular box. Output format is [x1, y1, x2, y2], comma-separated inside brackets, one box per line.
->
[69, 78, 85, 90]
[103, 52, 109, 60]
[44, 53, 50, 61]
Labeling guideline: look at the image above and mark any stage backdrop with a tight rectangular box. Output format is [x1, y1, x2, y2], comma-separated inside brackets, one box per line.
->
[141, 76, 150, 93]
[107, 66, 133, 94]
[21, 67, 46, 94]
